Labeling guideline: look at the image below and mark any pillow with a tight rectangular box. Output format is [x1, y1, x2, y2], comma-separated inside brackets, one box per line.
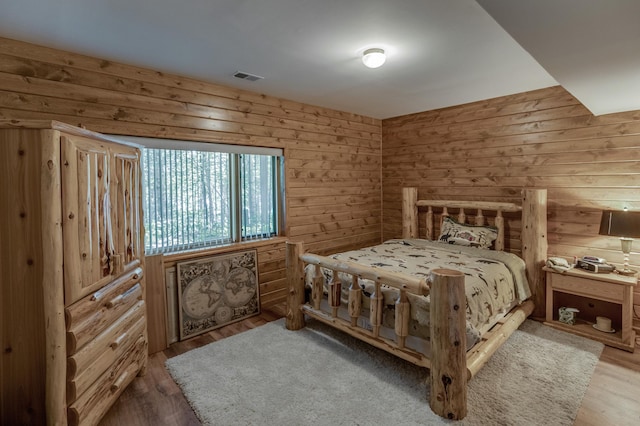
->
[437, 216, 498, 249]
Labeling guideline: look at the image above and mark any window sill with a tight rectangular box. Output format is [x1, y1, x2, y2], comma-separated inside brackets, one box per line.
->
[156, 236, 288, 265]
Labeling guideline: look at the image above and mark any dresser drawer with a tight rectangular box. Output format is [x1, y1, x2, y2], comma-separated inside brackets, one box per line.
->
[67, 301, 146, 395]
[66, 267, 144, 354]
[67, 312, 146, 404]
[67, 335, 147, 426]
[550, 273, 624, 303]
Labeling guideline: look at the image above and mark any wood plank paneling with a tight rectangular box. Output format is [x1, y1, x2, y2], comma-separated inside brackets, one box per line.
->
[0, 37, 382, 311]
[0, 128, 48, 424]
[382, 85, 640, 327]
[6, 36, 636, 335]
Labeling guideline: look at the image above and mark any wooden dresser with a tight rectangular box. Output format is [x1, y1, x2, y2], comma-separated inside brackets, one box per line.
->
[0, 120, 147, 425]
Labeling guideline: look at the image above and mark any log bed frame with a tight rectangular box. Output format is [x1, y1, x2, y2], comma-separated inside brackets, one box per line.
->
[285, 187, 547, 420]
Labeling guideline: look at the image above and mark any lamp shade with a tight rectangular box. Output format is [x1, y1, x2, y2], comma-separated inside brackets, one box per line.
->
[599, 210, 640, 238]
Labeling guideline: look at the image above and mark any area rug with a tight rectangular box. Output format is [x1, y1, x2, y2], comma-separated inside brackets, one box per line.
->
[165, 319, 603, 426]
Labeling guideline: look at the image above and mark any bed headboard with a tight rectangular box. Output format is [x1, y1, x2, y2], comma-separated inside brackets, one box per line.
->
[401, 187, 548, 318]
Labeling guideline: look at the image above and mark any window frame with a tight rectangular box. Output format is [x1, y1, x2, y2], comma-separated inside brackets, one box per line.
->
[112, 135, 285, 255]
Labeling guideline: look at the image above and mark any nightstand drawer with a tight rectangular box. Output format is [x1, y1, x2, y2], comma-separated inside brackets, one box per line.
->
[550, 273, 624, 303]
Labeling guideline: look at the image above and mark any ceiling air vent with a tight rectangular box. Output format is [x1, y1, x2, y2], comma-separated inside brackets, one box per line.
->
[233, 71, 264, 82]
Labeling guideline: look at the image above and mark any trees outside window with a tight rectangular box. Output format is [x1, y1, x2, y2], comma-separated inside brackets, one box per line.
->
[142, 145, 283, 255]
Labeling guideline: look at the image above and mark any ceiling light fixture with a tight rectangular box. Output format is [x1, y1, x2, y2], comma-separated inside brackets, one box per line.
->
[362, 48, 386, 69]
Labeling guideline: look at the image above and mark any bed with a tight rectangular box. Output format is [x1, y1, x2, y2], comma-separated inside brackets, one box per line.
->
[285, 187, 547, 420]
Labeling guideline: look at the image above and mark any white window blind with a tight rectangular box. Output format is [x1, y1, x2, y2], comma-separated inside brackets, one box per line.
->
[113, 136, 284, 255]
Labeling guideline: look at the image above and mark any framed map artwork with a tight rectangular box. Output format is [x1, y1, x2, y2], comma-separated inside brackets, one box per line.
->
[176, 250, 260, 340]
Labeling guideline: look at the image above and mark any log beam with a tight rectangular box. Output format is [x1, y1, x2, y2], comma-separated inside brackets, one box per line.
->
[286, 241, 305, 330]
[348, 276, 362, 327]
[300, 253, 429, 296]
[41, 130, 67, 425]
[466, 300, 534, 379]
[370, 281, 383, 337]
[394, 290, 410, 348]
[328, 271, 341, 318]
[494, 211, 505, 251]
[426, 206, 434, 240]
[311, 265, 322, 311]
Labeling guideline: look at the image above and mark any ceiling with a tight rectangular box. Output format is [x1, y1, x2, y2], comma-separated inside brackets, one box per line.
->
[0, 1, 637, 119]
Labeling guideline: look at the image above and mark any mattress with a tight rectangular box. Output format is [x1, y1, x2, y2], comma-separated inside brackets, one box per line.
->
[304, 239, 531, 349]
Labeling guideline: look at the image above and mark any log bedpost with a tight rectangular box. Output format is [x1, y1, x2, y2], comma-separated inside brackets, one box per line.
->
[286, 241, 306, 330]
[521, 189, 548, 319]
[429, 268, 467, 420]
[402, 187, 418, 239]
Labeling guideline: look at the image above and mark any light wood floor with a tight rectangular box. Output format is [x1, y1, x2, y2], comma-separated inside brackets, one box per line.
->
[99, 304, 640, 426]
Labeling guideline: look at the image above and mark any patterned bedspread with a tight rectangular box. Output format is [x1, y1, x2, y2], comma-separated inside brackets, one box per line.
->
[304, 239, 531, 347]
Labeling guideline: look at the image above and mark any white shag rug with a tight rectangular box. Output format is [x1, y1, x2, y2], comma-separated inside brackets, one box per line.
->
[166, 319, 603, 426]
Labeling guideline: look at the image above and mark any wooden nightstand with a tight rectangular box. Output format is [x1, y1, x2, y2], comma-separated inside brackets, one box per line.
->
[543, 266, 637, 352]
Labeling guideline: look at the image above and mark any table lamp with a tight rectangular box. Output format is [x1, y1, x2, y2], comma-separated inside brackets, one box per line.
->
[599, 209, 640, 276]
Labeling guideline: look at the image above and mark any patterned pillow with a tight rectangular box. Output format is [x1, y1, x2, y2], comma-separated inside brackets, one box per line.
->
[437, 216, 498, 249]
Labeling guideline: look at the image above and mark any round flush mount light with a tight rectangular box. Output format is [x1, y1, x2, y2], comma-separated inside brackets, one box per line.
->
[362, 48, 386, 69]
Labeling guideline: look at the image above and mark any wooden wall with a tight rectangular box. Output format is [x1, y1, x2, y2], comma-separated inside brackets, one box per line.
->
[0, 37, 382, 308]
[382, 85, 640, 334]
[4, 36, 638, 336]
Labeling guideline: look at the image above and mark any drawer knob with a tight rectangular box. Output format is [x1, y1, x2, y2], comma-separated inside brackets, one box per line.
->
[106, 294, 124, 309]
[110, 370, 130, 393]
[110, 333, 127, 350]
[106, 284, 140, 308]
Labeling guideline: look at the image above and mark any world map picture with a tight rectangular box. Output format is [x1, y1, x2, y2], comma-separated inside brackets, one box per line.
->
[177, 250, 260, 340]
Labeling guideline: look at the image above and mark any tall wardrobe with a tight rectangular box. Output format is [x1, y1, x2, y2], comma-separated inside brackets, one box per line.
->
[0, 120, 147, 425]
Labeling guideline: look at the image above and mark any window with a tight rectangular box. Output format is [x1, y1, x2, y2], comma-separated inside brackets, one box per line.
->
[240, 153, 281, 241]
[116, 136, 284, 255]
